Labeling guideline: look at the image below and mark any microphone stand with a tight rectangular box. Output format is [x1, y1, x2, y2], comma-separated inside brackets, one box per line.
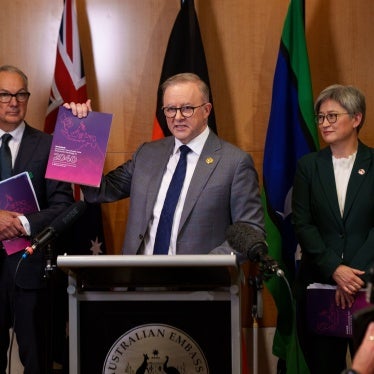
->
[249, 274, 263, 374]
[44, 244, 56, 373]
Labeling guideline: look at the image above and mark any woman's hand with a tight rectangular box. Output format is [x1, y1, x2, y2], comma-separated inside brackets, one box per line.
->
[335, 285, 355, 309]
[333, 264, 365, 295]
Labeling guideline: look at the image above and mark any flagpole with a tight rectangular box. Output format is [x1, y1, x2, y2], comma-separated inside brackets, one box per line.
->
[262, 0, 318, 371]
[249, 275, 263, 374]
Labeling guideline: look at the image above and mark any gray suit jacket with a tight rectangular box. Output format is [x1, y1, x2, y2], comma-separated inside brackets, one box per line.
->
[83, 131, 264, 254]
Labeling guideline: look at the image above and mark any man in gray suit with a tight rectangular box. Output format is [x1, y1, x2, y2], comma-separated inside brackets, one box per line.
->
[68, 73, 264, 255]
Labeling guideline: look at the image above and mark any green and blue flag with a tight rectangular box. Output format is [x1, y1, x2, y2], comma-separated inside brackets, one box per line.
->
[262, 0, 319, 372]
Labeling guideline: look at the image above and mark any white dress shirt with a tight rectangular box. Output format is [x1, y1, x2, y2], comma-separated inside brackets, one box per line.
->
[332, 152, 357, 217]
[143, 126, 210, 255]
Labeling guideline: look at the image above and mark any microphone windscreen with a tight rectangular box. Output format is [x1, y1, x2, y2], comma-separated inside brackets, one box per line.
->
[226, 222, 266, 257]
[50, 200, 87, 235]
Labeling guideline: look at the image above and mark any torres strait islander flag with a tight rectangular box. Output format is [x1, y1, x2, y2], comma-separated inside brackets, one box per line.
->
[45, 0, 105, 256]
[152, 0, 217, 140]
[262, 0, 319, 372]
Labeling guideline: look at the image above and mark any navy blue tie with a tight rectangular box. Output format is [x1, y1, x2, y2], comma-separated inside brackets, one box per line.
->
[153, 145, 191, 255]
[0, 133, 12, 180]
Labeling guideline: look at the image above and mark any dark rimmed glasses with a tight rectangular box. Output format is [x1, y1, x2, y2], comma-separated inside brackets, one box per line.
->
[315, 112, 352, 125]
[162, 103, 207, 118]
[0, 92, 31, 103]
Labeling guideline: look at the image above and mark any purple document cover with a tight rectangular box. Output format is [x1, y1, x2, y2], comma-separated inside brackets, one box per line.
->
[0, 172, 40, 255]
[45, 106, 113, 187]
[306, 283, 370, 337]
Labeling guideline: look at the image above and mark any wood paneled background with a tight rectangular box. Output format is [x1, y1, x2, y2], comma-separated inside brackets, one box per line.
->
[1, 0, 373, 328]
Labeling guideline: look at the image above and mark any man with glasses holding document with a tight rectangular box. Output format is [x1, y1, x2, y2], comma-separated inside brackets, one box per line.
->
[66, 72, 265, 256]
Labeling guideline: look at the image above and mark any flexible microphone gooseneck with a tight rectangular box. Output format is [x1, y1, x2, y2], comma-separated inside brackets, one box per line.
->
[22, 200, 87, 258]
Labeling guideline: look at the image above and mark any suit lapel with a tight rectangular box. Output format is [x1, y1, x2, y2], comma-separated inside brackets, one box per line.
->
[13, 124, 40, 174]
[316, 148, 342, 226]
[179, 132, 222, 230]
[343, 143, 372, 220]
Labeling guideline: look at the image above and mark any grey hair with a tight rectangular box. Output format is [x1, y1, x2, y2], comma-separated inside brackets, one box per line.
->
[0, 65, 28, 89]
[314, 84, 366, 132]
[160, 73, 210, 103]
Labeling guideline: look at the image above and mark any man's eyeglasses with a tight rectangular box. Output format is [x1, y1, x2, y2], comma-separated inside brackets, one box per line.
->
[162, 103, 207, 118]
[0, 92, 31, 103]
[315, 112, 352, 125]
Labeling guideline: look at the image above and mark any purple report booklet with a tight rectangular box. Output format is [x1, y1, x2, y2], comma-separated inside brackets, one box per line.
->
[306, 283, 370, 337]
[45, 106, 113, 187]
[0, 172, 40, 255]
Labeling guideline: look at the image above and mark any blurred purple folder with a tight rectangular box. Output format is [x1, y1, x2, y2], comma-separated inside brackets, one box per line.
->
[0, 172, 39, 255]
[307, 283, 370, 337]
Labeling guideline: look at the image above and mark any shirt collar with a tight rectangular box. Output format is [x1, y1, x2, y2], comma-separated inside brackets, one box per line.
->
[0, 121, 25, 142]
[174, 126, 210, 155]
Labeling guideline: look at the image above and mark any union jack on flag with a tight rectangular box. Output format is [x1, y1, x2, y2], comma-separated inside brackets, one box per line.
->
[44, 0, 87, 134]
[45, 0, 105, 257]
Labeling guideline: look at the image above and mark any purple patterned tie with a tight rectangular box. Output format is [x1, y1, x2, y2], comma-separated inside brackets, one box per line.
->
[153, 145, 191, 255]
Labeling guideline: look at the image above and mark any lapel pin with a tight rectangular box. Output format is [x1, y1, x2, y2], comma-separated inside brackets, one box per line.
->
[358, 169, 365, 175]
[205, 157, 214, 165]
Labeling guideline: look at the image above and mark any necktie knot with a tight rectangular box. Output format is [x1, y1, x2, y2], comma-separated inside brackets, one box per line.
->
[2, 133, 12, 144]
[179, 144, 191, 157]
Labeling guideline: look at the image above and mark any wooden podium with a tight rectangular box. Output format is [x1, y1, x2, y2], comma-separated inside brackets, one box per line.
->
[57, 254, 244, 373]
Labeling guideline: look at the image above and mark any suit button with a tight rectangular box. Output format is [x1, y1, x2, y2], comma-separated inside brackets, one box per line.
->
[138, 234, 144, 240]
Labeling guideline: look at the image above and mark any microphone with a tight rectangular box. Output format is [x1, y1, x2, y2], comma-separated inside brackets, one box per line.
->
[22, 201, 87, 258]
[226, 222, 284, 277]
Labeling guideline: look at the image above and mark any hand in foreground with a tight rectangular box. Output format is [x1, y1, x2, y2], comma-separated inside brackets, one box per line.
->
[63, 99, 92, 118]
[0, 210, 27, 241]
[350, 322, 374, 374]
[333, 264, 365, 295]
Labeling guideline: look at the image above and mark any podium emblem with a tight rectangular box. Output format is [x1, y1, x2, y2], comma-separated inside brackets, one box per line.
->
[103, 323, 209, 373]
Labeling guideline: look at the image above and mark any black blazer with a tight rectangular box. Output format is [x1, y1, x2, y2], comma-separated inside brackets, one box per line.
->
[2, 124, 74, 289]
[292, 141, 374, 294]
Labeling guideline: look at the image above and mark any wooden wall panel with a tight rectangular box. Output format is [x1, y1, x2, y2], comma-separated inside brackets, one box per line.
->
[307, 0, 374, 146]
[0, 1, 63, 130]
[1, 0, 374, 328]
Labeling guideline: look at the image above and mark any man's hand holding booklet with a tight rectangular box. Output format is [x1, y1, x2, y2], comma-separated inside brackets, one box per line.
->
[45, 106, 113, 187]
